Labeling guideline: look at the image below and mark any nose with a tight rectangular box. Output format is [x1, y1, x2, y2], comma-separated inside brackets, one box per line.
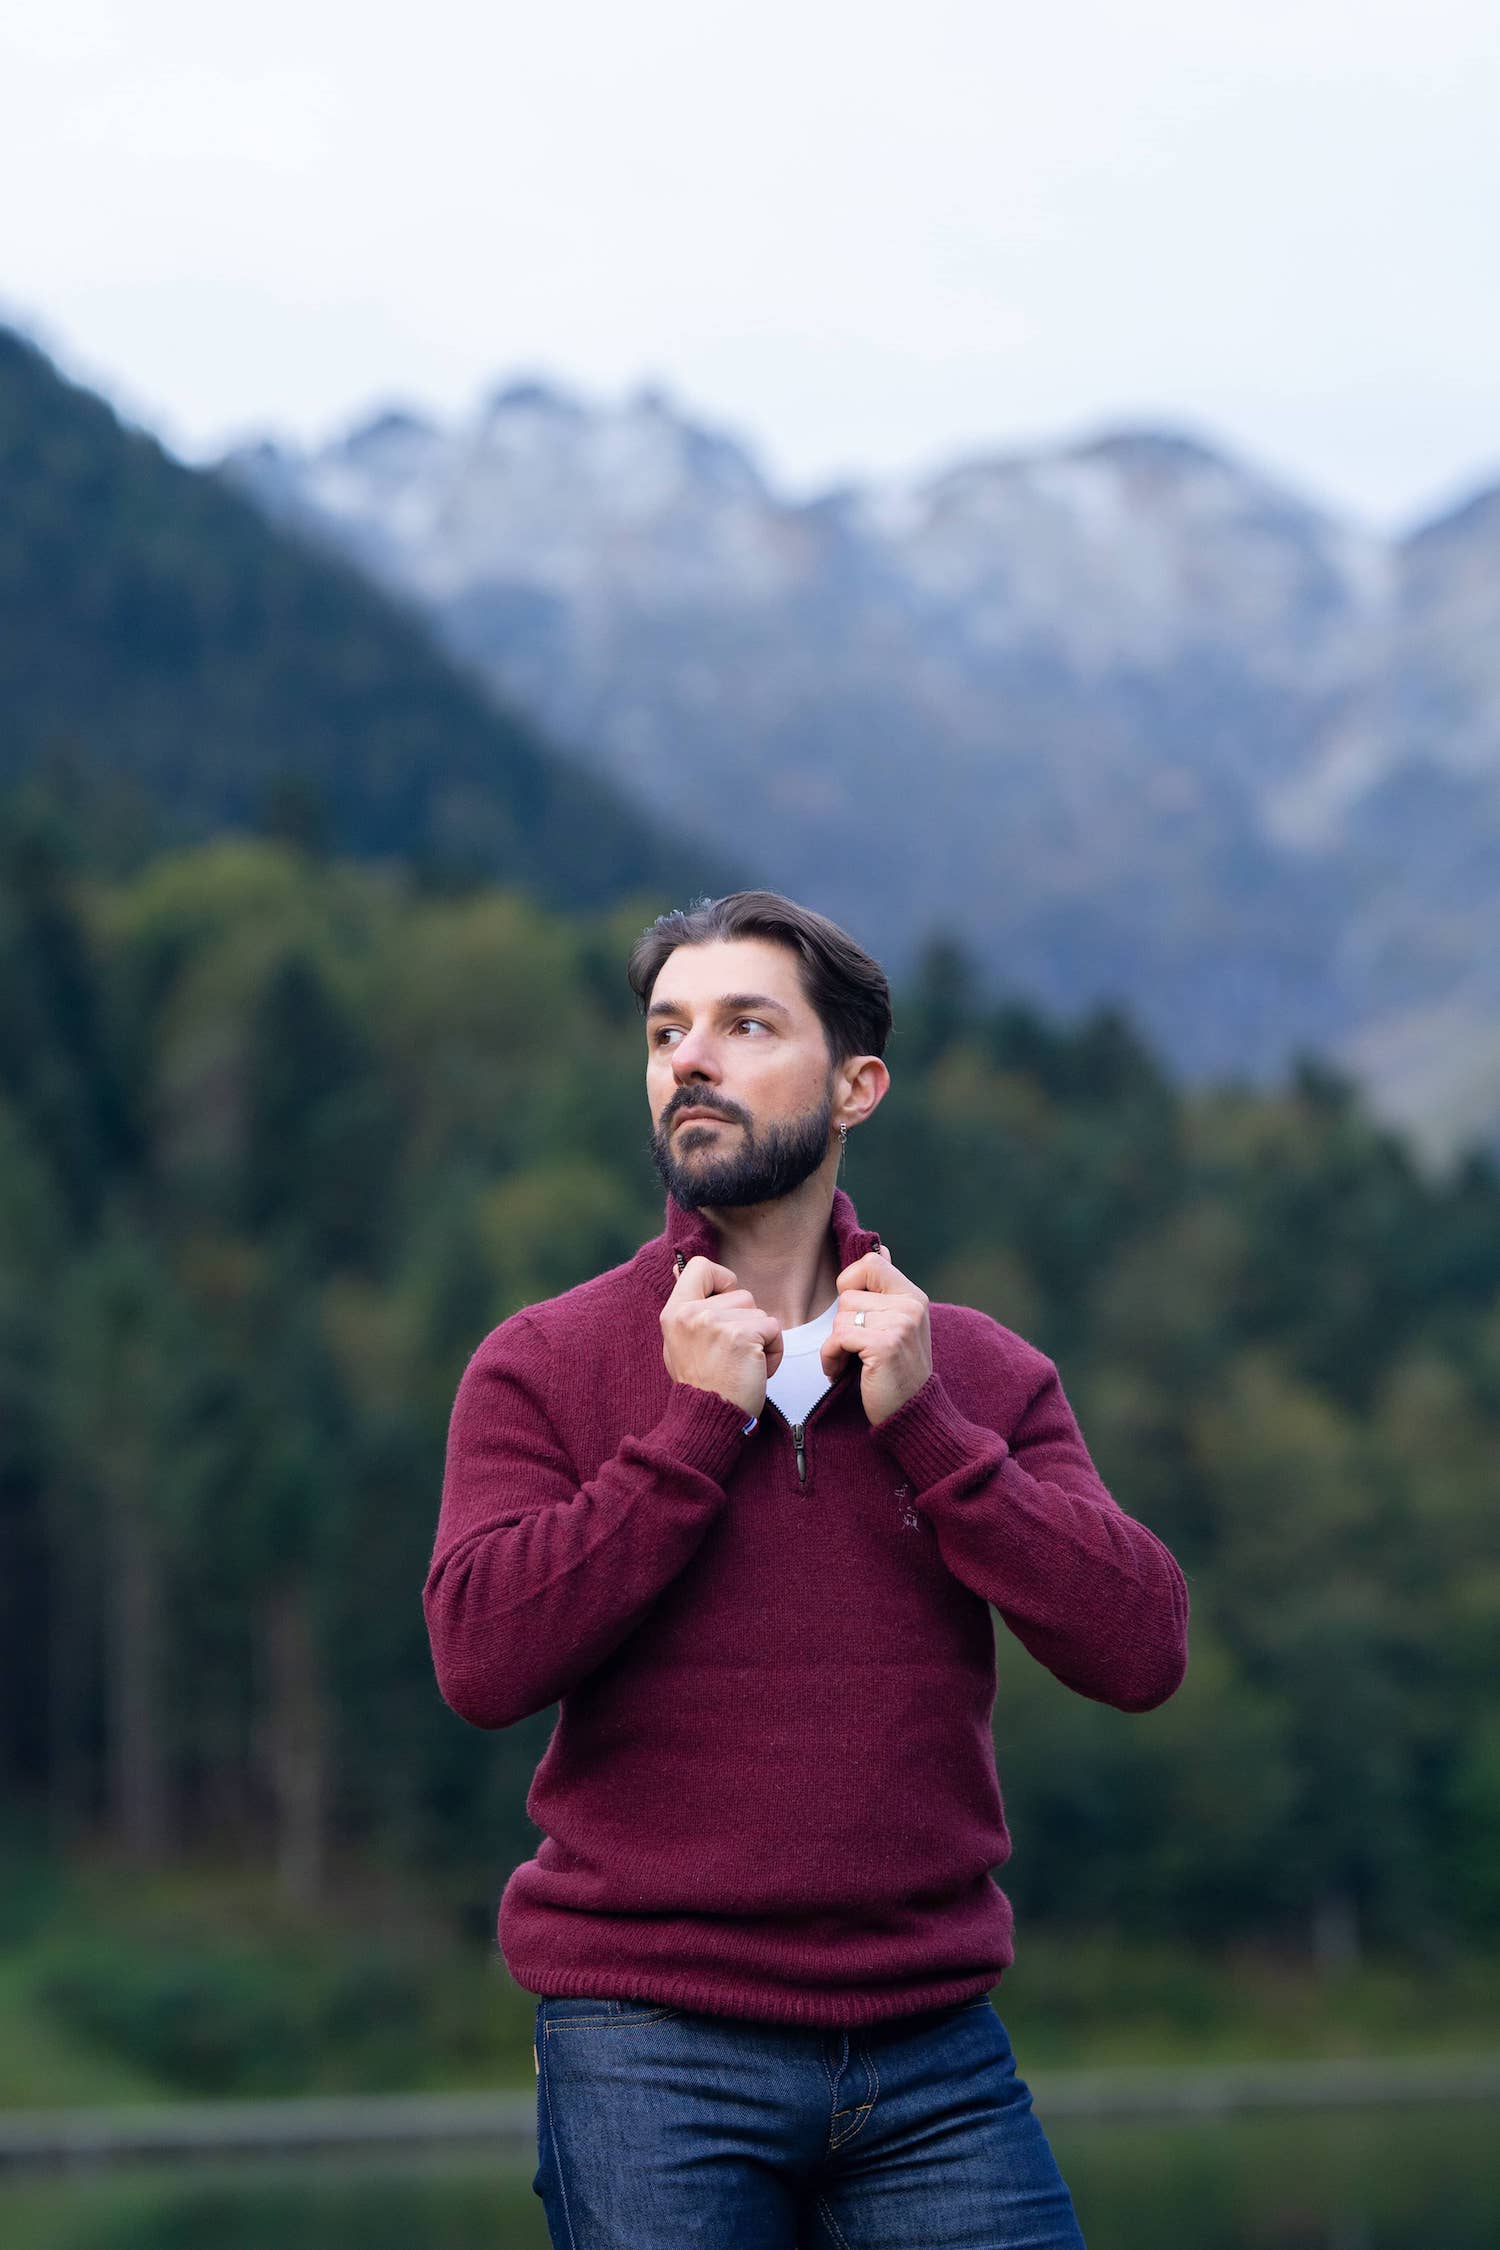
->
[669, 1025, 720, 1084]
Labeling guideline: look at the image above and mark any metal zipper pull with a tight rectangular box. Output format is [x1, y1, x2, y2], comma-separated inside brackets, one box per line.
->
[792, 1422, 807, 1485]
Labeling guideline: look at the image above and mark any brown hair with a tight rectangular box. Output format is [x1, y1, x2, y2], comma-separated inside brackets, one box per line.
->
[626, 890, 892, 1062]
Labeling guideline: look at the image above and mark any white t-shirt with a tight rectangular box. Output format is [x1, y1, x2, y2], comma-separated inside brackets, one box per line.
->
[764, 1301, 837, 1428]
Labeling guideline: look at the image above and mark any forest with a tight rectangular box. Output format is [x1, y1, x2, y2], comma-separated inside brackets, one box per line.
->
[3, 756, 1499, 2097]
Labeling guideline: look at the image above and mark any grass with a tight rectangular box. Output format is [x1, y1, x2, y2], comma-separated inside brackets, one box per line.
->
[0, 1949, 166, 2109]
[2, 1850, 1497, 2109]
[996, 1930, 1500, 2069]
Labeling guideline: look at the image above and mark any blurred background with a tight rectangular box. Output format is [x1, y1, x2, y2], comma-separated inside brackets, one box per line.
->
[2, 4, 1499, 2244]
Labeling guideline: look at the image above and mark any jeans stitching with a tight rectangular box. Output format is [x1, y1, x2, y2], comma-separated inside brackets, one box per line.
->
[815, 2190, 856, 2247]
[827, 2030, 848, 2125]
[829, 2040, 878, 2150]
[543, 2003, 682, 2032]
[537, 2031, 580, 2250]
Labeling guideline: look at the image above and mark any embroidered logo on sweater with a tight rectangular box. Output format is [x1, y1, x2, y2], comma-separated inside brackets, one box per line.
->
[893, 1483, 920, 1530]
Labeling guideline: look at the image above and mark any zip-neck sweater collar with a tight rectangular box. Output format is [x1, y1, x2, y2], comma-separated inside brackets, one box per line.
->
[659, 1183, 884, 1290]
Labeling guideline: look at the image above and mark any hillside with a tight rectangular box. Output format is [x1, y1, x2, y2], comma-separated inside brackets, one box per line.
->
[0, 328, 732, 908]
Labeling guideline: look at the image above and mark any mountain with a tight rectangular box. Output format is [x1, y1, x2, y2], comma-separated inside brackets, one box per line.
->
[0, 328, 733, 910]
[223, 380, 1500, 1160]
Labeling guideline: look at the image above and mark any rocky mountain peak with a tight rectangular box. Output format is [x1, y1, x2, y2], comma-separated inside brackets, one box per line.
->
[219, 371, 1500, 1160]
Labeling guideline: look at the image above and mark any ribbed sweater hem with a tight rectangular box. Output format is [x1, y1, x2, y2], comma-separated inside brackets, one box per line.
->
[505, 1960, 1003, 2028]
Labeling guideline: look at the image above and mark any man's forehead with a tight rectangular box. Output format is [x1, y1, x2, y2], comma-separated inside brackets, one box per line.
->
[649, 937, 809, 1011]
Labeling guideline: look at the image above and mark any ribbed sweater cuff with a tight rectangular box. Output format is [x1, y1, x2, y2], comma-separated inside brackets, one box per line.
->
[645, 1383, 758, 1489]
[871, 1372, 1006, 1492]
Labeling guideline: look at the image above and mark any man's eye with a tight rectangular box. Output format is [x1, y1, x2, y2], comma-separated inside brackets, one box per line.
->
[651, 1019, 766, 1043]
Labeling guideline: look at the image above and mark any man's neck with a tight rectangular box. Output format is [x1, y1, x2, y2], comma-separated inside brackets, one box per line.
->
[703, 1163, 841, 1332]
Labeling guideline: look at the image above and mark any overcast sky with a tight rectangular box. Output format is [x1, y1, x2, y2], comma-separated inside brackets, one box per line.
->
[3, 1, 1497, 529]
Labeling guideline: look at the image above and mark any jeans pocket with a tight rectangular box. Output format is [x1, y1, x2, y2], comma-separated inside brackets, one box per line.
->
[540, 1994, 684, 2029]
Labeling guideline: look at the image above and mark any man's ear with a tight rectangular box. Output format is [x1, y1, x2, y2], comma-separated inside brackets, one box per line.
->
[836, 1054, 890, 1130]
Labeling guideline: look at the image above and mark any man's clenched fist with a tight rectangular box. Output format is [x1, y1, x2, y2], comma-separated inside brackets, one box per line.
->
[661, 1257, 783, 1419]
[820, 1245, 932, 1426]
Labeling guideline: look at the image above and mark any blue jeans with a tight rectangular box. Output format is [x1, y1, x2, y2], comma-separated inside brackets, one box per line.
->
[532, 1994, 1087, 2247]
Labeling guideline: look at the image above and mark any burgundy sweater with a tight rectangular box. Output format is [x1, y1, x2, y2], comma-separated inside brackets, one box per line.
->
[423, 1187, 1189, 2027]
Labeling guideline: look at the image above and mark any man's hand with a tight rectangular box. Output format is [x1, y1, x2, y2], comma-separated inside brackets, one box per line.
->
[821, 1245, 932, 1425]
[661, 1256, 783, 1419]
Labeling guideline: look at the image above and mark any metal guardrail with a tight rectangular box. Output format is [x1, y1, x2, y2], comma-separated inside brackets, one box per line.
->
[4, 2054, 1500, 2170]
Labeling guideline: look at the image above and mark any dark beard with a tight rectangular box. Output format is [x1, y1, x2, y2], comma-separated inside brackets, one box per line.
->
[651, 1080, 835, 1212]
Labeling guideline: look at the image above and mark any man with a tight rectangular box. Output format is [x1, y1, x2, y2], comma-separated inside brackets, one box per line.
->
[424, 889, 1189, 2249]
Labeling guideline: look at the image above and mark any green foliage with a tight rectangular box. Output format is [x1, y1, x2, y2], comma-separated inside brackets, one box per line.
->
[33, 1931, 438, 2095]
[1444, 1715, 1500, 1928]
[2, 770, 1499, 1998]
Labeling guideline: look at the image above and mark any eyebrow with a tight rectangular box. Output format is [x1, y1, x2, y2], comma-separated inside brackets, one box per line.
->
[646, 991, 793, 1022]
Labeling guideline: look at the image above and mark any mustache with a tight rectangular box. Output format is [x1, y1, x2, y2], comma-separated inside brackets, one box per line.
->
[660, 1091, 751, 1131]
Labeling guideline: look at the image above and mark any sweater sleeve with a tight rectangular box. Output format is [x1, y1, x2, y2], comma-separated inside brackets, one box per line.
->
[871, 1354, 1189, 1713]
[423, 1313, 750, 1729]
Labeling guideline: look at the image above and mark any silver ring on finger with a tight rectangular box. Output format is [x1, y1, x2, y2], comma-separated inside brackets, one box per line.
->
[854, 1309, 866, 1327]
